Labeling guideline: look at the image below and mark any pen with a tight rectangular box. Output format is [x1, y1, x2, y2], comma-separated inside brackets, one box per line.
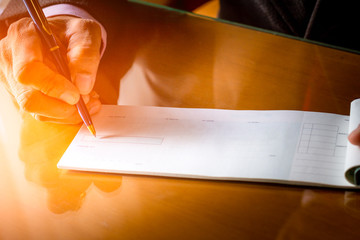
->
[22, 0, 96, 137]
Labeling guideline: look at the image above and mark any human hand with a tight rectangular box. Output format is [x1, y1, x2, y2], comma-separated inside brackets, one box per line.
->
[348, 125, 360, 146]
[0, 16, 102, 124]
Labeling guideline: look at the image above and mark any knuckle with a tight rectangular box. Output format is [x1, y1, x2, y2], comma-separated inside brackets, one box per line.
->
[16, 89, 36, 112]
[31, 113, 43, 121]
[7, 18, 34, 37]
[81, 19, 101, 35]
[15, 61, 39, 85]
[0, 41, 12, 74]
[70, 50, 99, 67]
[71, 45, 97, 58]
[16, 63, 31, 84]
[16, 62, 65, 98]
[70, 18, 101, 45]
[68, 48, 100, 72]
[67, 20, 101, 63]
[38, 72, 61, 96]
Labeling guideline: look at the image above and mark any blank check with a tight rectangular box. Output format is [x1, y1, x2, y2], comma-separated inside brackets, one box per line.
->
[58, 101, 360, 189]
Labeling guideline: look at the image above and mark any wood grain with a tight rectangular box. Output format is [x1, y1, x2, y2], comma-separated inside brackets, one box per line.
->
[1, 2, 360, 239]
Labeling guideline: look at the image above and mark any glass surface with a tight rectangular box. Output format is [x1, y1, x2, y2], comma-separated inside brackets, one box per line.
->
[1, 1, 360, 239]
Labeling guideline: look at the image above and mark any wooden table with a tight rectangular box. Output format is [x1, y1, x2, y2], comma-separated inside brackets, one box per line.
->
[1, 2, 360, 239]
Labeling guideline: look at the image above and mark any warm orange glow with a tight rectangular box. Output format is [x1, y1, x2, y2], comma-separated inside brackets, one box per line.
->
[1, 1, 360, 239]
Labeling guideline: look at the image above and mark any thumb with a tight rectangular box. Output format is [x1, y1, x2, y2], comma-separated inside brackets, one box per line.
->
[348, 124, 360, 146]
[66, 18, 102, 95]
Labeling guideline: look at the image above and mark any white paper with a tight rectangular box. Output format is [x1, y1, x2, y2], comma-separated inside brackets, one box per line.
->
[58, 105, 357, 188]
[345, 99, 360, 184]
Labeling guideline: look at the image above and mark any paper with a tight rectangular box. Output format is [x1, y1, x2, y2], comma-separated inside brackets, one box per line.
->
[58, 104, 360, 188]
[345, 99, 360, 184]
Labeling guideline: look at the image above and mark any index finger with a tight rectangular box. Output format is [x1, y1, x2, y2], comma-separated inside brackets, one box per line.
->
[15, 61, 80, 105]
[9, 18, 80, 104]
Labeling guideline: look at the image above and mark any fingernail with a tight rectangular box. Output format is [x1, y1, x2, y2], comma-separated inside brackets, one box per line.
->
[60, 91, 79, 104]
[76, 74, 93, 94]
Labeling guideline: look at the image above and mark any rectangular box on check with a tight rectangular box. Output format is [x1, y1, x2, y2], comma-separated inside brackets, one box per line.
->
[83, 135, 164, 145]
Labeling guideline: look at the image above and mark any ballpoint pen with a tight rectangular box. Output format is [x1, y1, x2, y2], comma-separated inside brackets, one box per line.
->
[22, 0, 96, 137]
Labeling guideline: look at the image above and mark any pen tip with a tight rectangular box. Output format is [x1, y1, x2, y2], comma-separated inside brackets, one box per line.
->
[87, 124, 96, 137]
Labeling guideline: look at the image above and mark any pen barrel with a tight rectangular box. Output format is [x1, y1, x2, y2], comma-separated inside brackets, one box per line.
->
[50, 47, 72, 80]
[23, 0, 70, 79]
[50, 48, 93, 128]
[50, 48, 93, 127]
[23, 0, 51, 33]
[22, 0, 94, 128]
[76, 97, 92, 123]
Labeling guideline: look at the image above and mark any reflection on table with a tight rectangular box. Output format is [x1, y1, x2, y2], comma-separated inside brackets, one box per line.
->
[1, 1, 360, 239]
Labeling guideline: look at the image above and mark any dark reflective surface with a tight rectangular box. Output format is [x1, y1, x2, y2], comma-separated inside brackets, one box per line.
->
[138, 0, 360, 54]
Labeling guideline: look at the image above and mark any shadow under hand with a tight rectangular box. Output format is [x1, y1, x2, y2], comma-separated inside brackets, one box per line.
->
[18, 113, 123, 214]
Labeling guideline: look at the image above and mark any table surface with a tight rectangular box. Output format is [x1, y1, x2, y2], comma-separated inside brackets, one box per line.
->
[1, 2, 360, 239]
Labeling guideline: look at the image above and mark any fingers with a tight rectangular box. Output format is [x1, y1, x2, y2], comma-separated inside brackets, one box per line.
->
[16, 88, 78, 120]
[16, 61, 80, 105]
[8, 18, 43, 69]
[66, 18, 102, 95]
[8, 18, 80, 105]
[9, 17, 102, 102]
[34, 97, 102, 124]
[348, 125, 360, 146]
[18, 89, 101, 124]
[1, 17, 102, 124]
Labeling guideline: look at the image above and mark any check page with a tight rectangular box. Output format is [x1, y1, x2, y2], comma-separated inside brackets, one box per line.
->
[58, 105, 353, 188]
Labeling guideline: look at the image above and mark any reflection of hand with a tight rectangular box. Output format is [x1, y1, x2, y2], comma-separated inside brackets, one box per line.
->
[348, 125, 360, 146]
[0, 16, 102, 124]
[19, 113, 122, 214]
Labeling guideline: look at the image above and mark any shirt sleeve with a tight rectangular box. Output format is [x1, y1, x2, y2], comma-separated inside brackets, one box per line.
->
[43, 3, 107, 57]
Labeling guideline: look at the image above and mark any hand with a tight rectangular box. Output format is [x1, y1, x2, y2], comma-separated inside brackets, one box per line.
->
[0, 16, 102, 124]
[348, 125, 360, 146]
